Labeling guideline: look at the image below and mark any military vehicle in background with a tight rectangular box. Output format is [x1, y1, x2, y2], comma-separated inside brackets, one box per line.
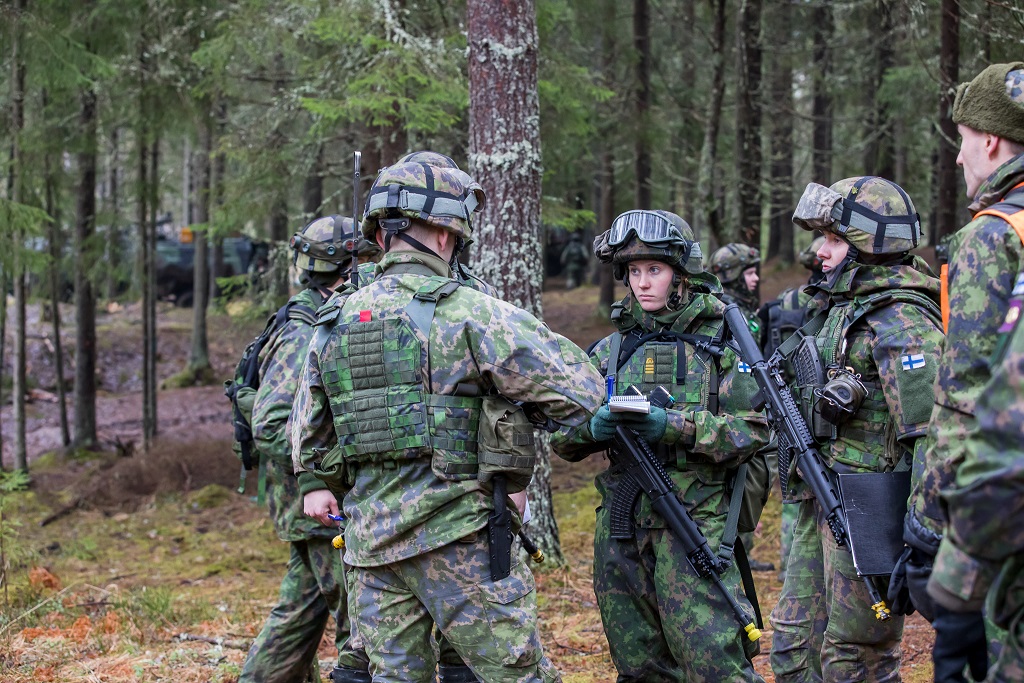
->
[156, 229, 266, 307]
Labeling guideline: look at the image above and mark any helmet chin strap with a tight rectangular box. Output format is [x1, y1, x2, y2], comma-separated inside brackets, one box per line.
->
[381, 217, 446, 263]
[823, 243, 860, 289]
[666, 272, 684, 310]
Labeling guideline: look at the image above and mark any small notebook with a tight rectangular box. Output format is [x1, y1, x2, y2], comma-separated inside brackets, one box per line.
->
[608, 395, 650, 414]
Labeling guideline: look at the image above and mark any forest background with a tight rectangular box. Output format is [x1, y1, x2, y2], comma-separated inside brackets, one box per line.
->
[0, 0, 1021, 681]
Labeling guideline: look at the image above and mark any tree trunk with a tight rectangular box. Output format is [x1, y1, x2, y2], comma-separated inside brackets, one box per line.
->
[599, 149, 616, 311]
[44, 138, 71, 448]
[934, 0, 960, 245]
[633, 0, 651, 209]
[188, 112, 213, 379]
[303, 143, 324, 221]
[696, 0, 727, 242]
[734, 0, 762, 246]
[863, 0, 895, 179]
[467, 0, 563, 565]
[73, 86, 99, 451]
[104, 128, 121, 300]
[765, 0, 794, 263]
[11, 0, 28, 470]
[146, 136, 160, 442]
[209, 102, 228, 302]
[811, 3, 833, 182]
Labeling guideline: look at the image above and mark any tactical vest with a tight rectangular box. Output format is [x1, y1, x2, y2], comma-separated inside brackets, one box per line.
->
[314, 277, 487, 480]
[783, 289, 941, 473]
[607, 318, 724, 481]
[763, 287, 808, 358]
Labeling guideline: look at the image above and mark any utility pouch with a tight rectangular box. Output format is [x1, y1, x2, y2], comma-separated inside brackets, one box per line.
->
[792, 335, 833, 442]
[478, 397, 536, 493]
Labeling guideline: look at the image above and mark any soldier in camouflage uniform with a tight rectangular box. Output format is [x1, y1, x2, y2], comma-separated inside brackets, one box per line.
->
[770, 177, 944, 682]
[927, 268, 1024, 683]
[240, 215, 379, 683]
[559, 233, 588, 289]
[891, 62, 1024, 681]
[709, 243, 761, 334]
[552, 210, 770, 682]
[293, 159, 604, 682]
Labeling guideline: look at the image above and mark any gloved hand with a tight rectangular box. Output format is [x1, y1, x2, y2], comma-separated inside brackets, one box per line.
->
[904, 547, 937, 622]
[932, 605, 988, 683]
[888, 546, 916, 616]
[589, 405, 618, 441]
[619, 406, 668, 443]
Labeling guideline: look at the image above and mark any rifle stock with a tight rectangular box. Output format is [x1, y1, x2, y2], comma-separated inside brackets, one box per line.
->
[722, 303, 891, 621]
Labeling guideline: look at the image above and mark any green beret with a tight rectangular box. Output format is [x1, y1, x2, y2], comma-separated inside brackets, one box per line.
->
[953, 62, 1024, 144]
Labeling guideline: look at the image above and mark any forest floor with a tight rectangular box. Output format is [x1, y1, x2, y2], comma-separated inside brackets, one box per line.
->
[0, 264, 936, 682]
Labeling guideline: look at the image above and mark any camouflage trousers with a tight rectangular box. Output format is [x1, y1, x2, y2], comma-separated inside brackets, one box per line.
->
[240, 538, 368, 683]
[769, 500, 903, 683]
[349, 533, 560, 683]
[593, 503, 763, 682]
[985, 610, 1024, 683]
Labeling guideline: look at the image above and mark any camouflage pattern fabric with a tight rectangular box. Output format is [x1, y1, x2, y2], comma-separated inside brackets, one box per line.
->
[245, 286, 366, 679]
[239, 538, 368, 682]
[552, 292, 769, 681]
[351, 534, 559, 683]
[294, 249, 603, 679]
[770, 256, 943, 682]
[928, 268, 1024, 682]
[909, 153, 1024, 538]
[771, 501, 902, 683]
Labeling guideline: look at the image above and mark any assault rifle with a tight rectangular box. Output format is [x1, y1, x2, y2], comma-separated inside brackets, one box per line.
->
[722, 304, 891, 621]
[609, 406, 761, 642]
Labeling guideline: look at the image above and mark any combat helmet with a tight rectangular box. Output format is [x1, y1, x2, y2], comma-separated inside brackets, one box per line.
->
[792, 176, 921, 255]
[289, 215, 380, 273]
[594, 209, 703, 281]
[361, 161, 484, 246]
[708, 243, 760, 284]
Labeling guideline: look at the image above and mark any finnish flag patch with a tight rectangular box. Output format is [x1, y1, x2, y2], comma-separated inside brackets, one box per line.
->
[901, 353, 926, 371]
[1013, 272, 1024, 296]
[737, 361, 752, 373]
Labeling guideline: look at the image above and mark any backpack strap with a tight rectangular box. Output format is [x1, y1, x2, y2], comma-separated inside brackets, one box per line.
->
[719, 461, 748, 566]
[406, 278, 461, 338]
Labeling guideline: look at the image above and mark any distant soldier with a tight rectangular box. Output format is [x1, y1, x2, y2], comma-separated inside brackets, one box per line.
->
[294, 158, 604, 682]
[560, 233, 589, 289]
[770, 176, 944, 682]
[892, 61, 1024, 680]
[709, 243, 761, 335]
[240, 215, 378, 683]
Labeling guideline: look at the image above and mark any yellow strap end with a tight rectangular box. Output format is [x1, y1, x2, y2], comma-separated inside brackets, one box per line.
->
[531, 550, 545, 563]
[332, 535, 345, 549]
[744, 623, 762, 641]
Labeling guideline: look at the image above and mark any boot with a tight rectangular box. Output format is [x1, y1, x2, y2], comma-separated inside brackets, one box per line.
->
[437, 664, 480, 683]
[330, 667, 372, 683]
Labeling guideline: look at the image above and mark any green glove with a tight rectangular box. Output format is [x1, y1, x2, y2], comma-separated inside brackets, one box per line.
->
[620, 406, 668, 443]
[589, 405, 618, 441]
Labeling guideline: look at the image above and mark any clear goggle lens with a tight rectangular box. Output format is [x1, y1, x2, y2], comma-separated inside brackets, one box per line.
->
[607, 210, 686, 247]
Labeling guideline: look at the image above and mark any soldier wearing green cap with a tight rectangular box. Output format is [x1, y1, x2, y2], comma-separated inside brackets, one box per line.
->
[769, 177, 944, 682]
[895, 62, 1024, 680]
[293, 158, 604, 682]
[239, 215, 377, 683]
[552, 210, 770, 682]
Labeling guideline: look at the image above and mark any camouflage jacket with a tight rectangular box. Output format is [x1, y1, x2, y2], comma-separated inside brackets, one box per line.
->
[930, 268, 1024, 623]
[791, 257, 943, 491]
[251, 286, 336, 542]
[910, 152, 1024, 537]
[293, 250, 605, 567]
[550, 292, 770, 528]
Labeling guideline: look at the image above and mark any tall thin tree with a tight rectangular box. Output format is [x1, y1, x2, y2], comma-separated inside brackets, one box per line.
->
[11, 0, 29, 470]
[696, 0, 727, 242]
[934, 0, 960, 245]
[765, 0, 794, 263]
[73, 85, 99, 451]
[634, 0, 651, 209]
[735, 0, 763, 246]
[467, 0, 563, 563]
[811, 3, 833, 183]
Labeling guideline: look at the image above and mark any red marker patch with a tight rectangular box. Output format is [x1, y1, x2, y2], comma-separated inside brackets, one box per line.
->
[359, 310, 372, 322]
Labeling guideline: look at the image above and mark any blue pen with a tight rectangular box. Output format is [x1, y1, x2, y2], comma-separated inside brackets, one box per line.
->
[606, 375, 615, 401]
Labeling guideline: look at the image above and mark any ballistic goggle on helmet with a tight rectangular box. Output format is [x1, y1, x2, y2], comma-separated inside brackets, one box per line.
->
[594, 210, 703, 278]
[361, 161, 484, 243]
[792, 176, 921, 256]
[290, 215, 381, 273]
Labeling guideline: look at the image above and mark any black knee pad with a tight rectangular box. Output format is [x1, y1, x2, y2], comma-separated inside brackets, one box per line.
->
[330, 666, 372, 683]
[436, 664, 480, 683]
